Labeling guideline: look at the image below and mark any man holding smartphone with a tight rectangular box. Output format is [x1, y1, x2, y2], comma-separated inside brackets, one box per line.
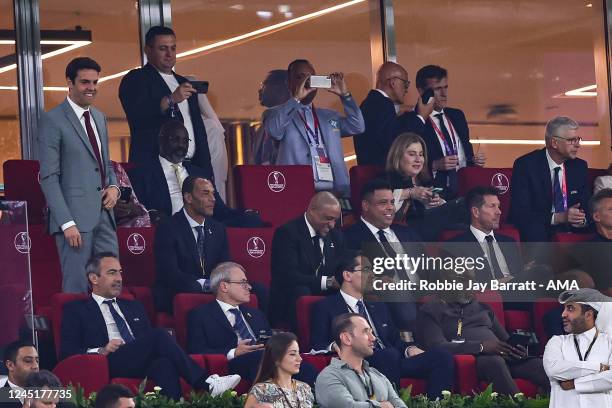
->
[265, 59, 365, 197]
[119, 26, 214, 180]
[416, 65, 485, 198]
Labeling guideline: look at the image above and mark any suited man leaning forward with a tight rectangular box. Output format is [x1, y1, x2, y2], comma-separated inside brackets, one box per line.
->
[310, 250, 454, 400]
[269, 192, 345, 327]
[38, 57, 119, 293]
[510, 116, 589, 243]
[60, 253, 240, 400]
[265, 59, 365, 197]
[187, 262, 317, 385]
[153, 176, 230, 312]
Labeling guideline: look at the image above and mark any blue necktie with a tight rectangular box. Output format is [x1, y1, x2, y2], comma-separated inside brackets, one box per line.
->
[356, 300, 383, 350]
[195, 226, 206, 274]
[229, 308, 256, 343]
[103, 299, 135, 343]
[553, 166, 565, 213]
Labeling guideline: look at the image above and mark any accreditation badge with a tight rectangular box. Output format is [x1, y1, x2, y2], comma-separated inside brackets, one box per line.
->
[315, 146, 333, 182]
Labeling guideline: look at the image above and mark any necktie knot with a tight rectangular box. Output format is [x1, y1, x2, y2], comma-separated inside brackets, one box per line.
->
[83, 110, 90, 120]
[103, 299, 115, 306]
[484, 235, 494, 243]
[554, 166, 561, 175]
[377, 230, 386, 241]
[435, 112, 444, 120]
[195, 225, 204, 234]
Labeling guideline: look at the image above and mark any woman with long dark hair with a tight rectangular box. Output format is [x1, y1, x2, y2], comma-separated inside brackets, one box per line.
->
[244, 332, 314, 408]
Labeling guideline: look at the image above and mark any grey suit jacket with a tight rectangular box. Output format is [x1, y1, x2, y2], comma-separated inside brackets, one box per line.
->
[265, 95, 365, 196]
[38, 98, 117, 233]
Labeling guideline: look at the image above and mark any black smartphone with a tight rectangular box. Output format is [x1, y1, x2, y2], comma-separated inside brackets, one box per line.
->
[119, 186, 132, 201]
[421, 88, 434, 104]
[508, 333, 531, 348]
[189, 80, 209, 94]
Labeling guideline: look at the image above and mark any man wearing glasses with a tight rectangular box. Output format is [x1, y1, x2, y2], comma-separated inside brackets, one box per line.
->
[510, 116, 590, 243]
[186, 262, 317, 385]
[354, 61, 434, 166]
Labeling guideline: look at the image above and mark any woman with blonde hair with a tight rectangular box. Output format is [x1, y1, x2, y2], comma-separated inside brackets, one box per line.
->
[244, 332, 314, 408]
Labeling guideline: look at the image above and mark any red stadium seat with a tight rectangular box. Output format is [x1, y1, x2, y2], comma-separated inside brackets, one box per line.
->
[233, 165, 315, 226]
[533, 298, 561, 353]
[504, 310, 532, 332]
[3, 160, 47, 224]
[226, 227, 274, 287]
[173, 293, 259, 349]
[28, 224, 62, 318]
[116, 227, 156, 287]
[296, 295, 325, 350]
[53, 354, 109, 396]
[474, 290, 505, 327]
[349, 165, 384, 217]
[457, 167, 513, 223]
[552, 232, 596, 243]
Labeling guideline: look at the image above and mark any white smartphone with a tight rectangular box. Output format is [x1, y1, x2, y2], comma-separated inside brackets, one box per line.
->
[309, 75, 332, 89]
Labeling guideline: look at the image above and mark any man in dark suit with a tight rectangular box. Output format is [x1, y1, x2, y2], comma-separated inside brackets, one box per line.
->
[38, 57, 120, 293]
[344, 178, 423, 330]
[355, 62, 434, 166]
[60, 253, 240, 400]
[187, 262, 317, 385]
[153, 176, 230, 312]
[118, 26, 213, 177]
[310, 250, 454, 400]
[128, 120, 261, 227]
[1, 340, 39, 406]
[415, 65, 485, 197]
[510, 116, 590, 243]
[269, 192, 345, 326]
[448, 187, 523, 282]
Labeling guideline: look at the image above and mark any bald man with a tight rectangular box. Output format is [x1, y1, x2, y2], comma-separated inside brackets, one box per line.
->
[354, 62, 434, 166]
[269, 192, 346, 326]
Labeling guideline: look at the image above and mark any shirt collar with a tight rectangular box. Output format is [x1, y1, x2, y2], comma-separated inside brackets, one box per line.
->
[545, 148, 565, 171]
[361, 217, 391, 237]
[375, 89, 390, 99]
[304, 213, 317, 238]
[470, 225, 495, 243]
[216, 299, 239, 314]
[66, 96, 90, 119]
[92, 293, 116, 306]
[6, 380, 22, 390]
[575, 326, 598, 342]
[433, 108, 445, 116]
[159, 155, 183, 169]
[339, 289, 362, 310]
[331, 357, 371, 370]
[184, 208, 205, 228]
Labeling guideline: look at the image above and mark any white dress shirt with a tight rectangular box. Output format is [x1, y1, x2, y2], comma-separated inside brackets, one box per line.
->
[546, 149, 567, 225]
[431, 108, 466, 168]
[469, 225, 511, 278]
[544, 327, 612, 407]
[305, 213, 328, 291]
[87, 293, 134, 354]
[61, 96, 104, 232]
[216, 299, 256, 360]
[159, 155, 189, 215]
[159, 71, 196, 159]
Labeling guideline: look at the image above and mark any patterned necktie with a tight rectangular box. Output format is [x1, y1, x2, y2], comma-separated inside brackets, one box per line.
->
[356, 300, 383, 350]
[229, 308, 256, 343]
[195, 226, 206, 275]
[82, 111, 105, 186]
[484, 235, 504, 279]
[103, 299, 135, 343]
[171, 163, 184, 189]
[435, 112, 458, 192]
[553, 166, 565, 212]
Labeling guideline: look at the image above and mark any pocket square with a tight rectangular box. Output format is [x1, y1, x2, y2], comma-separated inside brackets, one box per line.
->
[133, 318, 140, 321]
[382, 324, 388, 327]
[570, 190, 578, 195]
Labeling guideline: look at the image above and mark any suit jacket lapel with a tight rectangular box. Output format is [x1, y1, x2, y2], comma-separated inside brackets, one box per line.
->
[177, 211, 202, 273]
[61, 100, 97, 161]
[153, 161, 173, 215]
[291, 108, 312, 145]
[211, 301, 235, 335]
[90, 109, 109, 162]
[297, 217, 320, 270]
[85, 297, 110, 343]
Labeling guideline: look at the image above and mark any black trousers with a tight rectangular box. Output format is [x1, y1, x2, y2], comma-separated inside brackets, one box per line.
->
[475, 355, 550, 395]
[108, 328, 207, 400]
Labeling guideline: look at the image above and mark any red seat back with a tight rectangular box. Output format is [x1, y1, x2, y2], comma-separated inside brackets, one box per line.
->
[457, 167, 513, 223]
[29, 224, 62, 315]
[3, 160, 47, 224]
[533, 298, 561, 353]
[474, 290, 505, 327]
[116, 227, 156, 287]
[233, 165, 314, 227]
[552, 232, 596, 243]
[349, 165, 384, 217]
[296, 295, 324, 350]
[227, 227, 274, 287]
[173, 293, 259, 348]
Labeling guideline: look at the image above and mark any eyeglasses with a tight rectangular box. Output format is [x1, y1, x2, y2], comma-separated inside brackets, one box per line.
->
[553, 135, 582, 146]
[224, 280, 252, 289]
[390, 76, 411, 89]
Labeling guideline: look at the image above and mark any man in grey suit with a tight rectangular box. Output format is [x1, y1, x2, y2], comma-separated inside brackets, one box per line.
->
[38, 57, 120, 293]
[265, 59, 365, 197]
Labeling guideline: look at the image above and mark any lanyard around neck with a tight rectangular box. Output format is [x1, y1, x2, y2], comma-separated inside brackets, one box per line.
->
[574, 328, 598, 361]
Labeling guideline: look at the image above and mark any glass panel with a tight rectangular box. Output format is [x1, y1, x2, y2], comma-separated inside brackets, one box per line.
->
[0, 0, 22, 185]
[39, 0, 141, 162]
[0, 200, 34, 349]
[172, 0, 374, 165]
[395, 0, 610, 168]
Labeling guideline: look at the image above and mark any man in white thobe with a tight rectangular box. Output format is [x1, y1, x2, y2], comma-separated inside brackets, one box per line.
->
[544, 290, 612, 407]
